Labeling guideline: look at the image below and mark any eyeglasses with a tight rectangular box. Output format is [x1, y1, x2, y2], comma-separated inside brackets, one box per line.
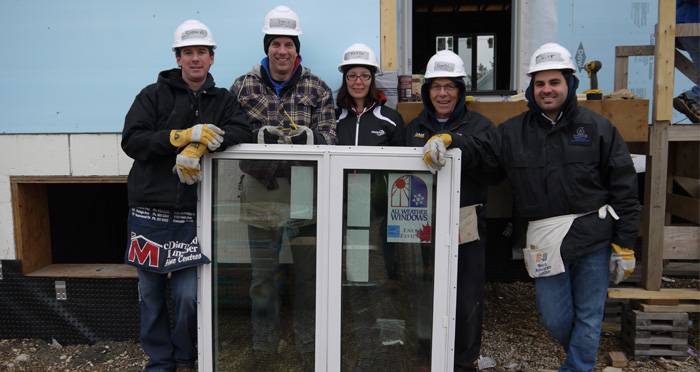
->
[346, 73, 372, 82]
[430, 83, 457, 93]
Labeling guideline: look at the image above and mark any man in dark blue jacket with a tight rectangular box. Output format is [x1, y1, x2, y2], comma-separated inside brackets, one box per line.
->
[465, 42, 640, 371]
[405, 50, 501, 372]
[121, 19, 250, 372]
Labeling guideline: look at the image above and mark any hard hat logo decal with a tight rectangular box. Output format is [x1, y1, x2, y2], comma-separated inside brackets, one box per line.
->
[535, 52, 564, 64]
[269, 18, 296, 30]
[181, 29, 208, 40]
[434, 62, 455, 72]
[345, 51, 370, 61]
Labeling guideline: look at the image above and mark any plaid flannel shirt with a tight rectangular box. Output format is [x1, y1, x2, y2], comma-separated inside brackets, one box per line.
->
[231, 65, 336, 145]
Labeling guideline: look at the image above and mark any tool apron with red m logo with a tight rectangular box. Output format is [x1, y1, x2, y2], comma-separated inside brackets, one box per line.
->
[125, 207, 210, 273]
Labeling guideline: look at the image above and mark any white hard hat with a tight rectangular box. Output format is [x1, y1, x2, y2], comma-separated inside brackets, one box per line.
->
[172, 20, 216, 50]
[528, 42, 576, 75]
[262, 5, 302, 36]
[424, 50, 466, 79]
[338, 43, 379, 72]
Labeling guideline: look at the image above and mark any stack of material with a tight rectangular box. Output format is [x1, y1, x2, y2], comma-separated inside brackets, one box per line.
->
[621, 307, 689, 360]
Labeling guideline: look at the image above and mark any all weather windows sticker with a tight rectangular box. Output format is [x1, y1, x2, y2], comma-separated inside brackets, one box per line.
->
[387, 173, 434, 243]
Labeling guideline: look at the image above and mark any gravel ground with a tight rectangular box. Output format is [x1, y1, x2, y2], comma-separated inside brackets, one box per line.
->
[1, 281, 697, 371]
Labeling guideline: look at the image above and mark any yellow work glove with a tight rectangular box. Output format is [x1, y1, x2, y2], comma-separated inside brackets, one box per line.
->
[170, 124, 225, 151]
[173, 143, 209, 185]
[422, 133, 452, 173]
[609, 243, 635, 284]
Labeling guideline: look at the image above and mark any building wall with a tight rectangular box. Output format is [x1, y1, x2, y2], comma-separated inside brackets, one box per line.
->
[0, 0, 380, 134]
[0, 0, 380, 260]
[0, 134, 132, 259]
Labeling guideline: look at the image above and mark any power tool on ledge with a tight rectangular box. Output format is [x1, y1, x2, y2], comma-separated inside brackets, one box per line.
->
[583, 60, 602, 100]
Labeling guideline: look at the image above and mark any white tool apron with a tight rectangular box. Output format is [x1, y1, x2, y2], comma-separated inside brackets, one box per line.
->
[523, 205, 619, 278]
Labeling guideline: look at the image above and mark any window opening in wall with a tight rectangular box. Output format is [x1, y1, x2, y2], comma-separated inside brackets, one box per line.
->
[48, 183, 128, 263]
[11, 177, 129, 276]
[414, 0, 512, 94]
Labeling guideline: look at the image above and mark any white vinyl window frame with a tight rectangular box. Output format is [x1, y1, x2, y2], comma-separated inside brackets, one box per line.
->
[197, 144, 460, 372]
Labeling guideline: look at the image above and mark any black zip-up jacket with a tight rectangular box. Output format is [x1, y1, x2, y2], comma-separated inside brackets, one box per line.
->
[335, 103, 405, 146]
[404, 94, 502, 208]
[466, 78, 641, 258]
[122, 68, 251, 210]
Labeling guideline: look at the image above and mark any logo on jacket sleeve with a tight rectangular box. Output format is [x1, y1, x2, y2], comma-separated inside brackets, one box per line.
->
[413, 132, 425, 139]
[570, 126, 591, 145]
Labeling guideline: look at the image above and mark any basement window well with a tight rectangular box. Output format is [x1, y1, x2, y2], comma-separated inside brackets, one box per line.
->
[11, 176, 132, 277]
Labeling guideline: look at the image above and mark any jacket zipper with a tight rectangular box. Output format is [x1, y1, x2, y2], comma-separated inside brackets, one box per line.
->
[175, 90, 202, 209]
[354, 105, 373, 146]
[354, 112, 361, 146]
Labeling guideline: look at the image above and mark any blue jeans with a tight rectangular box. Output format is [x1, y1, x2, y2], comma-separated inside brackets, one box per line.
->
[138, 267, 197, 372]
[248, 225, 316, 354]
[535, 246, 610, 372]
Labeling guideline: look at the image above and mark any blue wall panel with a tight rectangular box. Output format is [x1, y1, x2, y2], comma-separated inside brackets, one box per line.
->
[0, 0, 380, 133]
[556, 0, 694, 123]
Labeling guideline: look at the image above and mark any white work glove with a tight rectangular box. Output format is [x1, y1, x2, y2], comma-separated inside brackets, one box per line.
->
[170, 124, 225, 151]
[422, 133, 452, 173]
[173, 143, 208, 185]
[609, 243, 636, 284]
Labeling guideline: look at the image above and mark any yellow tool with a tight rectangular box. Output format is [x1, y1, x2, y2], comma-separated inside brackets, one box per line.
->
[583, 60, 602, 100]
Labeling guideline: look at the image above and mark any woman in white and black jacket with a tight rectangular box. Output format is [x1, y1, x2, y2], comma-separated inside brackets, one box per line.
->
[335, 43, 404, 146]
[334, 43, 407, 369]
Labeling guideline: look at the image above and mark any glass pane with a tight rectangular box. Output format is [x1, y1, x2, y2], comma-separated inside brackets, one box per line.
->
[341, 170, 436, 372]
[457, 37, 472, 91]
[212, 159, 317, 371]
[435, 36, 453, 52]
[476, 35, 495, 91]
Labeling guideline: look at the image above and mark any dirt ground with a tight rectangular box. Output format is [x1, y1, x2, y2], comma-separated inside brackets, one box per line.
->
[0, 281, 697, 372]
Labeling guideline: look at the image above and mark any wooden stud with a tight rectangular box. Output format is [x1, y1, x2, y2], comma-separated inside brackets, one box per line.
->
[652, 1, 675, 122]
[643, 121, 669, 290]
[616, 45, 655, 57]
[666, 124, 700, 141]
[676, 23, 700, 37]
[26, 264, 137, 279]
[674, 176, 700, 197]
[639, 303, 700, 313]
[380, 0, 398, 71]
[663, 226, 700, 259]
[666, 193, 699, 224]
[614, 55, 629, 90]
[11, 182, 52, 274]
[608, 287, 700, 300]
[674, 49, 698, 82]
[9, 175, 127, 184]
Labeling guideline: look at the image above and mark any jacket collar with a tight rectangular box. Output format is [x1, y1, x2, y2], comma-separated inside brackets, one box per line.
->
[419, 77, 468, 132]
[158, 68, 216, 93]
[524, 72, 579, 128]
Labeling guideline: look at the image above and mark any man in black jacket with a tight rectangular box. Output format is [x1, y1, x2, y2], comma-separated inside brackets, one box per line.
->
[405, 50, 501, 372]
[467, 43, 639, 371]
[121, 20, 250, 372]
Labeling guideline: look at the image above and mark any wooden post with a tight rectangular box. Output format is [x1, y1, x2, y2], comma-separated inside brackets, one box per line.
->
[380, 0, 398, 71]
[643, 122, 669, 291]
[652, 1, 675, 122]
[614, 53, 629, 91]
[643, 0, 676, 290]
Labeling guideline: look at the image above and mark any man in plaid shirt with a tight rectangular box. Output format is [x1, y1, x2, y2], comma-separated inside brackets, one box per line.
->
[230, 5, 335, 369]
[231, 6, 335, 144]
